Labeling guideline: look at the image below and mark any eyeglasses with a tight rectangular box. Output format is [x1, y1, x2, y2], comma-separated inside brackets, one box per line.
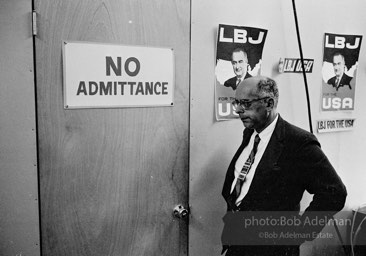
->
[232, 97, 270, 110]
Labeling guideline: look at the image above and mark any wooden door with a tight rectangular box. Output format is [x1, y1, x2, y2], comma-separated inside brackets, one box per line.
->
[34, 1, 190, 255]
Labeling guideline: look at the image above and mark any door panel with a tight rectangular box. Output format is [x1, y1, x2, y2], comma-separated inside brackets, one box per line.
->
[0, 0, 40, 255]
[34, 1, 190, 255]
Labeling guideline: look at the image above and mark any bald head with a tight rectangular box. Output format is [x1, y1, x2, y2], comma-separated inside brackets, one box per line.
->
[236, 76, 279, 108]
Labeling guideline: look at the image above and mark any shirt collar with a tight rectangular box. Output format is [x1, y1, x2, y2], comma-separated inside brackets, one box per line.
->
[255, 114, 279, 141]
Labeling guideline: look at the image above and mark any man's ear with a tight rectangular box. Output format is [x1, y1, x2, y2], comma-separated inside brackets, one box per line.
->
[267, 98, 274, 109]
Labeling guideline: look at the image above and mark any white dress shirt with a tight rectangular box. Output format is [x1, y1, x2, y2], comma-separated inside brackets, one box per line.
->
[230, 114, 279, 206]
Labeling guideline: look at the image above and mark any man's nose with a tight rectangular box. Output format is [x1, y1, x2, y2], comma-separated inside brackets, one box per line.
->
[234, 106, 245, 114]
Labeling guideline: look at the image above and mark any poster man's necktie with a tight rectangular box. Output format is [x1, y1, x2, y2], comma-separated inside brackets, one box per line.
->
[335, 77, 340, 91]
[231, 134, 261, 206]
[236, 78, 242, 88]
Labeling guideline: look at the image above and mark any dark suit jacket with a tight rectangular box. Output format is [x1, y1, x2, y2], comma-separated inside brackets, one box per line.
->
[221, 115, 347, 254]
[327, 73, 352, 91]
[224, 72, 252, 90]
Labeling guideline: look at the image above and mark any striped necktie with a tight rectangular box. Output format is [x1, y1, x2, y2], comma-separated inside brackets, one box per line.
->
[231, 134, 261, 206]
[335, 77, 340, 91]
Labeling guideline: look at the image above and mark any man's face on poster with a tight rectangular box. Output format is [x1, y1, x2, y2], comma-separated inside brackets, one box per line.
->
[332, 55, 345, 77]
[231, 51, 248, 79]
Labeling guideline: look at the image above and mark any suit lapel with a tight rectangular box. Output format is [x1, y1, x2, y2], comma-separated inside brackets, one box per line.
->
[339, 73, 347, 86]
[244, 115, 286, 197]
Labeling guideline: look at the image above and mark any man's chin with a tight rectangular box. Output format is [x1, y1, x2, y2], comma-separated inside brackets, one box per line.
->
[242, 119, 253, 128]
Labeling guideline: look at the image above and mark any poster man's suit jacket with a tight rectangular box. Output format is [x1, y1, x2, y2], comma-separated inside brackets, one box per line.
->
[327, 73, 352, 90]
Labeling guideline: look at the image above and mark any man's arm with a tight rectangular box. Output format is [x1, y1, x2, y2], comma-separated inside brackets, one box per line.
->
[297, 135, 347, 238]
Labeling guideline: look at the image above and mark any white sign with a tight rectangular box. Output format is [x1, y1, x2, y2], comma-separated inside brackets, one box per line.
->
[62, 41, 175, 109]
[317, 118, 355, 133]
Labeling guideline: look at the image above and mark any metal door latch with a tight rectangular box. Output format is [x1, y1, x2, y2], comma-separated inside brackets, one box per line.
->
[173, 204, 189, 219]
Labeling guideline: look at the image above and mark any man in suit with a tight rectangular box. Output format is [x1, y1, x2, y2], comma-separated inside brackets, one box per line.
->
[224, 48, 252, 90]
[221, 76, 347, 256]
[327, 52, 352, 91]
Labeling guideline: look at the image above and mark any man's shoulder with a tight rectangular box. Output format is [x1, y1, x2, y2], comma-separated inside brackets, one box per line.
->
[327, 76, 336, 85]
[224, 76, 238, 90]
[280, 117, 317, 143]
[342, 73, 353, 83]
[224, 76, 236, 87]
[344, 73, 352, 79]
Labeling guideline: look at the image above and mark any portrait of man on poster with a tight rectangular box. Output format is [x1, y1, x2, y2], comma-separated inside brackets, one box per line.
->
[224, 48, 252, 91]
[327, 52, 353, 91]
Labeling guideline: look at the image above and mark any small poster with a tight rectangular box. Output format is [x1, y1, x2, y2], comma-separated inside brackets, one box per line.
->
[279, 58, 314, 73]
[62, 41, 174, 109]
[317, 118, 355, 133]
[215, 24, 268, 120]
[321, 33, 362, 111]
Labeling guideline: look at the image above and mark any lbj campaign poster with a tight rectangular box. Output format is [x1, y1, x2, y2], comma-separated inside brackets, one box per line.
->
[321, 33, 362, 111]
[62, 41, 174, 109]
[215, 24, 268, 121]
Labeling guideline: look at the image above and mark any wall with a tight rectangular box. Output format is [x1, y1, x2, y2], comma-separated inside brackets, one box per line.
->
[0, 0, 40, 255]
[190, 0, 366, 255]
